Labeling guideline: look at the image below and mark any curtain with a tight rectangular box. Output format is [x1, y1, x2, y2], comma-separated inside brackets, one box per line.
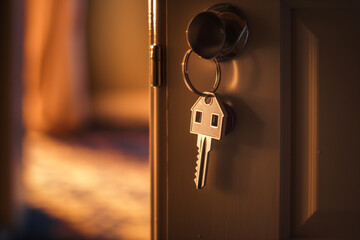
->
[23, 0, 89, 135]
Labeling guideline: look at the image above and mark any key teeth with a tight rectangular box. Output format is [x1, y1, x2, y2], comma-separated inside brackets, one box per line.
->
[194, 146, 201, 184]
[194, 159, 199, 176]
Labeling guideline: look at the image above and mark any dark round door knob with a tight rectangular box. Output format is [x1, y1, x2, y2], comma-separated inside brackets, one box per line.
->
[186, 4, 249, 61]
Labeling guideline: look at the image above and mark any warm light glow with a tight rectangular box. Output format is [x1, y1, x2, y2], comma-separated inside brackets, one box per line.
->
[307, 29, 319, 220]
[22, 0, 150, 239]
[23, 0, 89, 134]
[227, 61, 239, 91]
[296, 22, 320, 226]
[23, 133, 150, 239]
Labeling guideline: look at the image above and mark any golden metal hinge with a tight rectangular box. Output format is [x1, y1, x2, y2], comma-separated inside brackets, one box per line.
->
[150, 44, 162, 87]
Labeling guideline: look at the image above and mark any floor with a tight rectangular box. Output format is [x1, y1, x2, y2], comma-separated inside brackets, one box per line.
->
[15, 129, 150, 240]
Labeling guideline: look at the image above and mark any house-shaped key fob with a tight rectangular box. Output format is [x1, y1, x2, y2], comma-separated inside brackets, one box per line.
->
[190, 93, 228, 140]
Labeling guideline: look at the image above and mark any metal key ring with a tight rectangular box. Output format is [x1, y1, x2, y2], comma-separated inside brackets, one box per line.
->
[181, 49, 221, 97]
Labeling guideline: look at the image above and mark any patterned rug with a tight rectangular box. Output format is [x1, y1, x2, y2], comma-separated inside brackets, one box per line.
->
[20, 130, 150, 240]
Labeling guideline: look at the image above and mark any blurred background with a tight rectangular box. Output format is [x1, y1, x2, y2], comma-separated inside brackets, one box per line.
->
[1, 0, 150, 239]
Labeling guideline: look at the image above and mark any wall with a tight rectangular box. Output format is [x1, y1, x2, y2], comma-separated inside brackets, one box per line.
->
[87, 0, 149, 127]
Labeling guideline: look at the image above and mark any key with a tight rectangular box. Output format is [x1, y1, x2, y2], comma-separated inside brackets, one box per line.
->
[190, 92, 228, 189]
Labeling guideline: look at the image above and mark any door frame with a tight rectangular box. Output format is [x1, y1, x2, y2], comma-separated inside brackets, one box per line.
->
[0, 0, 24, 233]
[149, 0, 168, 239]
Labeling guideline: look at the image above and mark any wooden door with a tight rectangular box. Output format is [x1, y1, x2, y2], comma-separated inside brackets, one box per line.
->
[150, 0, 360, 239]
[290, 1, 360, 239]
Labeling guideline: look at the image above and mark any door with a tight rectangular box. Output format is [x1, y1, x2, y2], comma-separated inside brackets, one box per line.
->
[149, 0, 360, 239]
[0, 0, 23, 232]
[290, 3, 360, 239]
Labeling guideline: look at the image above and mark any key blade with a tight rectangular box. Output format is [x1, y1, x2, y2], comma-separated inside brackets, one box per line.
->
[194, 135, 205, 189]
[194, 135, 212, 189]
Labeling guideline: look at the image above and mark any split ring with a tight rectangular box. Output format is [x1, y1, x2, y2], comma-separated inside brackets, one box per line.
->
[181, 49, 221, 97]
